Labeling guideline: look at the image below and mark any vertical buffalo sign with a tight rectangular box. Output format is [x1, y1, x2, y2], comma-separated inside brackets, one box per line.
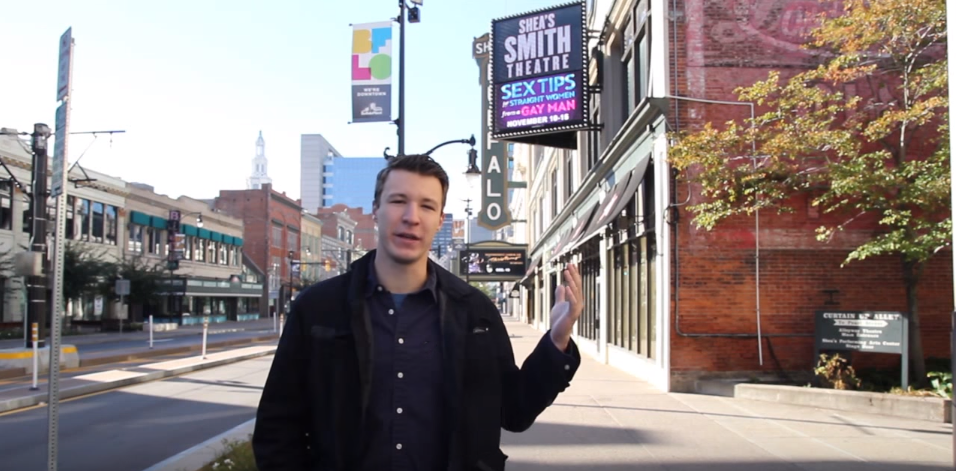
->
[491, 2, 589, 139]
[351, 21, 393, 123]
[474, 33, 512, 231]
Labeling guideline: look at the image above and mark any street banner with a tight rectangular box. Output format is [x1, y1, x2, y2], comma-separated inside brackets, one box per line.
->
[351, 21, 393, 123]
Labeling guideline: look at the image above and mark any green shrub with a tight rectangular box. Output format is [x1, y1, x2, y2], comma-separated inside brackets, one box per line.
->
[928, 371, 953, 399]
[814, 353, 861, 390]
[197, 436, 256, 471]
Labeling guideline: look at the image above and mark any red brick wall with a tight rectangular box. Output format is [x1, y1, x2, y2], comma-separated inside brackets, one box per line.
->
[268, 192, 303, 282]
[668, 0, 953, 386]
[215, 188, 269, 272]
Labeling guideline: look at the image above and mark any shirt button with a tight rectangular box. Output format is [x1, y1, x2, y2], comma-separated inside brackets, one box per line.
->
[388, 309, 394, 315]
[398, 338, 404, 344]
[396, 407, 403, 414]
[377, 286, 383, 292]
[564, 364, 571, 371]
[397, 372, 404, 379]
[396, 443, 403, 450]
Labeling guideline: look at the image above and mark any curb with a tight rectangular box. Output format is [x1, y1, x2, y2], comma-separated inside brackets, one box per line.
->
[142, 418, 257, 471]
[0, 346, 277, 414]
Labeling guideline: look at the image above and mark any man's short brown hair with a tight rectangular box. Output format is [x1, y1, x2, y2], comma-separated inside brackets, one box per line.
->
[373, 155, 450, 211]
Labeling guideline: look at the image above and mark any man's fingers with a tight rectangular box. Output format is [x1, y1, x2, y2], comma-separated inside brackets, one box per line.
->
[554, 284, 566, 304]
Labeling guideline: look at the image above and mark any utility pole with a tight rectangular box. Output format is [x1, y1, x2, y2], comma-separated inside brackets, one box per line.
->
[27, 124, 51, 349]
[397, 0, 406, 156]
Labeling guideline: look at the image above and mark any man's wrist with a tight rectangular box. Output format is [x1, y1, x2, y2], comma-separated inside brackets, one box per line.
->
[549, 330, 570, 352]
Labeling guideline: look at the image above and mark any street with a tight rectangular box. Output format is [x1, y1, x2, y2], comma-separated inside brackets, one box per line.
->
[74, 328, 273, 354]
[0, 356, 270, 471]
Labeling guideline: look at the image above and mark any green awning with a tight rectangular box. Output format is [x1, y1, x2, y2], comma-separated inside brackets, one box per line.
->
[130, 211, 151, 226]
[150, 216, 167, 229]
[198, 228, 211, 239]
[222, 235, 234, 245]
[234, 238, 243, 247]
[182, 224, 198, 236]
[210, 231, 223, 242]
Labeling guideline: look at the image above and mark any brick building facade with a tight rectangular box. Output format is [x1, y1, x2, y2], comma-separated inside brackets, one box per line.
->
[214, 183, 302, 317]
[511, 0, 952, 392]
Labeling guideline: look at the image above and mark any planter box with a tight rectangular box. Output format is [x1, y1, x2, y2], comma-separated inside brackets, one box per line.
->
[735, 383, 952, 423]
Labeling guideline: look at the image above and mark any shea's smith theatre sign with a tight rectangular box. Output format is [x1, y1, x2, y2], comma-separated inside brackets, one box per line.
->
[491, 2, 589, 140]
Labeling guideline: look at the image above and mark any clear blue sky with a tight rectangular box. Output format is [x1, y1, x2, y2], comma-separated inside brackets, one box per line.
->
[0, 0, 561, 219]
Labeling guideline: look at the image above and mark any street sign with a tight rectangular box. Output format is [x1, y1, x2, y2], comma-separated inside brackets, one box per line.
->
[291, 261, 301, 278]
[815, 310, 910, 389]
[51, 103, 68, 198]
[115, 279, 130, 296]
[56, 28, 73, 102]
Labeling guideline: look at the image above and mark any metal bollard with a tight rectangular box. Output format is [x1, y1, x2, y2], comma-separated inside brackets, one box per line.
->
[201, 317, 209, 359]
[30, 323, 38, 391]
[279, 314, 285, 338]
[148, 315, 154, 349]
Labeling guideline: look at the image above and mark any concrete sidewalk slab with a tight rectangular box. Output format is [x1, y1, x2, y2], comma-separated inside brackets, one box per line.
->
[498, 318, 951, 470]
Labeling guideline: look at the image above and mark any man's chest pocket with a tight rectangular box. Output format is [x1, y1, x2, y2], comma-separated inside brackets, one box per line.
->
[310, 325, 355, 370]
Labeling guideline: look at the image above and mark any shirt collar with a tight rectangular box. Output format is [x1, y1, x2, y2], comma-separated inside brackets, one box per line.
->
[365, 255, 438, 303]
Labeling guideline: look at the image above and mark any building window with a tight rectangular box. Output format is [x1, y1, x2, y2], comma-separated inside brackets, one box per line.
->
[287, 231, 298, 250]
[128, 224, 143, 253]
[79, 199, 90, 241]
[219, 244, 227, 265]
[622, 0, 650, 118]
[147, 227, 160, 254]
[550, 169, 558, 218]
[184, 237, 193, 260]
[65, 195, 75, 239]
[207, 241, 217, 264]
[0, 182, 11, 231]
[272, 224, 283, 247]
[578, 239, 600, 341]
[565, 150, 574, 202]
[91, 202, 104, 243]
[196, 239, 206, 262]
[105, 205, 118, 245]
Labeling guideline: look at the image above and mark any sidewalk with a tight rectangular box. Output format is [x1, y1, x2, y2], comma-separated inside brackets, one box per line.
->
[501, 318, 952, 470]
[0, 317, 276, 350]
[148, 316, 953, 471]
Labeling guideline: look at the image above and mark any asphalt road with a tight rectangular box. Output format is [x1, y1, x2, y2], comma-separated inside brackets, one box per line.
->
[75, 329, 274, 354]
[0, 355, 272, 471]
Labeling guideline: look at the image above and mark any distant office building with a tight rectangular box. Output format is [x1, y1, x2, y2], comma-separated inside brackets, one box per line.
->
[322, 156, 385, 212]
[300, 134, 386, 214]
[248, 131, 272, 190]
[432, 214, 454, 258]
[300, 134, 342, 214]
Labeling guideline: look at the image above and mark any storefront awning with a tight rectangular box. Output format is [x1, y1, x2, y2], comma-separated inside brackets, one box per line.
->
[576, 157, 650, 245]
[553, 203, 599, 260]
[517, 255, 542, 287]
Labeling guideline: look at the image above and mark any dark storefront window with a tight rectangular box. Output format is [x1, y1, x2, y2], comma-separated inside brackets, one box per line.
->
[607, 165, 656, 358]
[0, 182, 11, 231]
[105, 205, 118, 245]
[578, 239, 600, 341]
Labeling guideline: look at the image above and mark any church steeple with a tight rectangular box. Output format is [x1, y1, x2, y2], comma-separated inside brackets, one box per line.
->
[248, 130, 272, 189]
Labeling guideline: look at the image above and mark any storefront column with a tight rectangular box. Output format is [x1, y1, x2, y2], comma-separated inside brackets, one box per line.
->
[598, 234, 610, 364]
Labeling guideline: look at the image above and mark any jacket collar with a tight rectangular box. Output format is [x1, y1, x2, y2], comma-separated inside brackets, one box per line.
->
[348, 249, 473, 304]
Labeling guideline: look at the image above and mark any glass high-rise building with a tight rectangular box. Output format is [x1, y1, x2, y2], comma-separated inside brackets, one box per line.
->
[432, 214, 454, 258]
[323, 156, 386, 212]
[300, 134, 386, 214]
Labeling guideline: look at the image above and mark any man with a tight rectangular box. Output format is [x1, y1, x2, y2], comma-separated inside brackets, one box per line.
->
[253, 155, 583, 471]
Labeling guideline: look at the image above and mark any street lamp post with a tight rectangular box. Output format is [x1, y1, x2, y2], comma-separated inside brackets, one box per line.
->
[396, 0, 423, 156]
[463, 148, 482, 284]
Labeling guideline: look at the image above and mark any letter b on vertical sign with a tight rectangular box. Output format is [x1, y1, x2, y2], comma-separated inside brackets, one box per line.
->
[479, 141, 512, 231]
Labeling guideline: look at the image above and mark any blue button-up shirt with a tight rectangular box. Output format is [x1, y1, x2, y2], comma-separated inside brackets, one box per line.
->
[360, 264, 446, 471]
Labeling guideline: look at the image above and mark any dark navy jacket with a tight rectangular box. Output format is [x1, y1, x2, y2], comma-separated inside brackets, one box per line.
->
[253, 250, 581, 471]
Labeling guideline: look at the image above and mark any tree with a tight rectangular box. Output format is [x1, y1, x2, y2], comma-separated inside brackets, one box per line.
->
[668, 0, 948, 385]
[63, 242, 111, 307]
[102, 255, 168, 315]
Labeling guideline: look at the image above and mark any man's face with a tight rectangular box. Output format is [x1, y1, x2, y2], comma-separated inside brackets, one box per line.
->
[374, 169, 444, 266]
